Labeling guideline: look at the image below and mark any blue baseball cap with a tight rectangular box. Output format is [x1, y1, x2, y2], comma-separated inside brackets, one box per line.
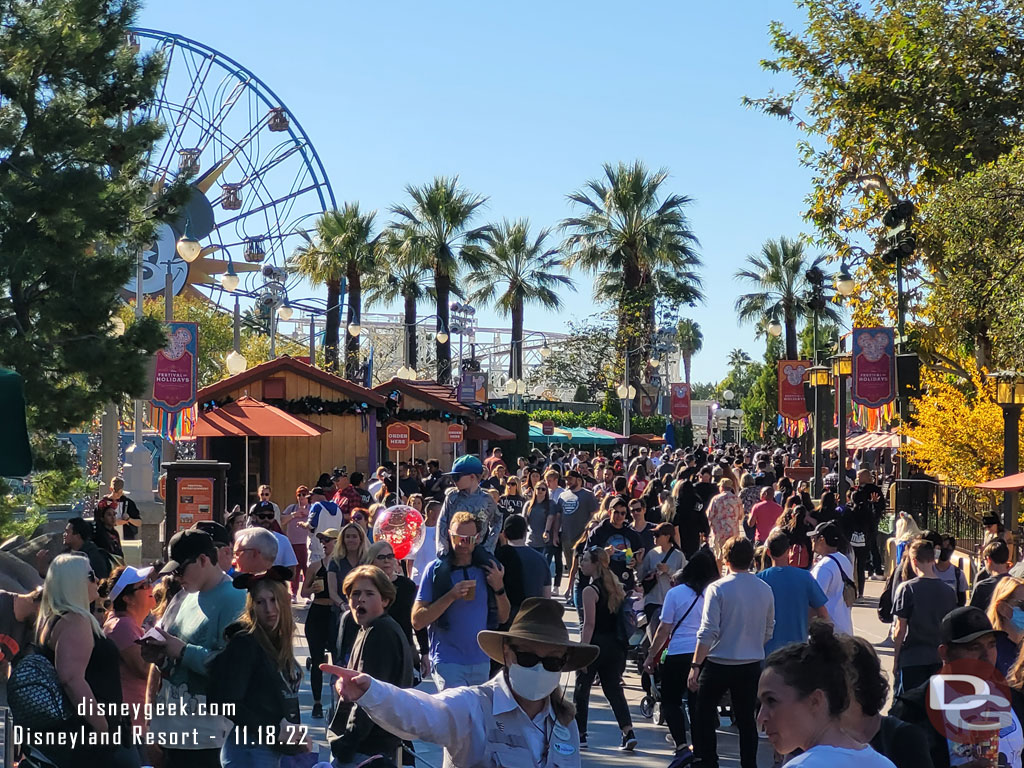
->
[445, 455, 484, 477]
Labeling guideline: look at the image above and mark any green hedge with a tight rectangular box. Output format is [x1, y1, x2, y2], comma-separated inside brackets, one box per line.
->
[524, 409, 667, 438]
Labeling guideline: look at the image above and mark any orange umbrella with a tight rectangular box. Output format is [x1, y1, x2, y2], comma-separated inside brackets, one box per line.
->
[976, 472, 1024, 491]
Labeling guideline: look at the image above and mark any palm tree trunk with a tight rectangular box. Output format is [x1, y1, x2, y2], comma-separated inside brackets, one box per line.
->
[684, 354, 692, 387]
[784, 311, 799, 361]
[511, 302, 524, 381]
[345, 262, 361, 381]
[404, 291, 418, 371]
[435, 268, 452, 384]
[324, 278, 341, 372]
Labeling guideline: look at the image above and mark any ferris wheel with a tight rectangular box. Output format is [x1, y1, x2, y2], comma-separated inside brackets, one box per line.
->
[122, 27, 335, 307]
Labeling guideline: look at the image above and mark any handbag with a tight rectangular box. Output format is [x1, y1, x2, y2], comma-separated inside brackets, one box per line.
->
[641, 547, 676, 595]
[8, 648, 72, 730]
[827, 554, 858, 607]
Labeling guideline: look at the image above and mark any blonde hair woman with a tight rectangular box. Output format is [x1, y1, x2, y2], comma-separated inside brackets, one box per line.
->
[988, 576, 1024, 676]
[209, 568, 305, 766]
[34, 554, 135, 767]
[575, 546, 636, 750]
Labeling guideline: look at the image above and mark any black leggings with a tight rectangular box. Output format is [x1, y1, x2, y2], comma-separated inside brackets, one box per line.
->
[661, 652, 698, 749]
[574, 633, 633, 735]
[544, 545, 563, 588]
[694, 660, 761, 768]
[305, 601, 334, 702]
[853, 546, 869, 597]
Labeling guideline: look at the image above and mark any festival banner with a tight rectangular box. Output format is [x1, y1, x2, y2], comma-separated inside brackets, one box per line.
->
[777, 360, 811, 420]
[151, 322, 198, 412]
[458, 372, 487, 404]
[851, 327, 896, 408]
[670, 383, 692, 423]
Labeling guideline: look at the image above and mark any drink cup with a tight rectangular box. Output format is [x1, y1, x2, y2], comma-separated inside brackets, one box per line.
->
[463, 580, 477, 601]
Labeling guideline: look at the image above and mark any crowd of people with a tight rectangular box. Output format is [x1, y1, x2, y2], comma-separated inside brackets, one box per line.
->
[1, 440, 1021, 768]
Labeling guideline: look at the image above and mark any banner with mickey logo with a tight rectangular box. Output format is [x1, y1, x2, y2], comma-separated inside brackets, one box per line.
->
[670, 383, 692, 423]
[777, 360, 811, 420]
[851, 327, 896, 408]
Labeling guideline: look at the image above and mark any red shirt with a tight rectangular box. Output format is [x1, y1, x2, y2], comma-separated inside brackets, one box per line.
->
[749, 499, 783, 542]
[334, 484, 363, 517]
[483, 455, 506, 473]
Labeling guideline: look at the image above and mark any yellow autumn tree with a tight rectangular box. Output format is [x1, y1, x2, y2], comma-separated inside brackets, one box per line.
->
[903, 359, 1024, 487]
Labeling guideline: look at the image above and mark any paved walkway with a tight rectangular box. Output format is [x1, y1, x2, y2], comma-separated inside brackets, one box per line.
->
[292, 579, 891, 767]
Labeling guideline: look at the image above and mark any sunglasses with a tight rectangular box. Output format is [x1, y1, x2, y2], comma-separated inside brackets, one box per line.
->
[260, 492, 271, 497]
[87, 571, 97, 583]
[508, 645, 568, 672]
[297, 492, 309, 498]
[352, 514, 366, 523]
[172, 557, 198, 577]
[375, 552, 396, 561]
[256, 513, 275, 520]
[316, 535, 334, 544]
[452, 534, 475, 545]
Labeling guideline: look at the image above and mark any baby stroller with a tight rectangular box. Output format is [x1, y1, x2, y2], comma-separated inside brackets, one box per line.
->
[639, 666, 662, 721]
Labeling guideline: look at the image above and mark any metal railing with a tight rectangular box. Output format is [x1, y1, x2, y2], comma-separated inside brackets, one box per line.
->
[887, 478, 994, 556]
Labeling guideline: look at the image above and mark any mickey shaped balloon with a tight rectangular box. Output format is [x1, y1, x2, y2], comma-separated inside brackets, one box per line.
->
[372, 505, 426, 560]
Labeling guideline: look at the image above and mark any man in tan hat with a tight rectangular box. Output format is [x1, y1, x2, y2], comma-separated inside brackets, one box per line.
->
[321, 596, 597, 767]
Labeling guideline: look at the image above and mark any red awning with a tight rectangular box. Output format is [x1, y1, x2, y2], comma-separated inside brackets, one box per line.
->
[977, 472, 1024, 491]
[195, 396, 329, 438]
[587, 427, 628, 445]
[464, 420, 517, 442]
[384, 419, 430, 444]
[628, 433, 667, 448]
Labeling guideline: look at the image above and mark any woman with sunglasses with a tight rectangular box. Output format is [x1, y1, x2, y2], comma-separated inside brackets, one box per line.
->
[29, 554, 138, 767]
[497, 477, 525, 522]
[301, 527, 342, 719]
[575, 546, 637, 750]
[251, 484, 281, 525]
[349, 507, 371, 536]
[281, 486, 311, 600]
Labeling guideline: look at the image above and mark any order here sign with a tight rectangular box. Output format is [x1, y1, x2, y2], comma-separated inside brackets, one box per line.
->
[385, 422, 411, 451]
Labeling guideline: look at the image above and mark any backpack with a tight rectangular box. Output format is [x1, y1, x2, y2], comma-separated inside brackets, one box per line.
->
[877, 569, 897, 623]
[8, 649, 72, 730]
[827, 554, 857, 607]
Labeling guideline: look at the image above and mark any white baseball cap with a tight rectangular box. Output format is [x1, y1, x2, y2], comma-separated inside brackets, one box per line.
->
[109, 565, 154, 602]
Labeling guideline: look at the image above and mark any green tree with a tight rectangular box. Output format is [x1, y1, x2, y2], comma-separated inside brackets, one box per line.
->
[390, 176, 490, 384]
[528, 315, 616, 402]
[676, 318, 703, 387]
[290, 204, 378, 380]
[741, 336, 784, 444]
[690, 381, 717, 400]
[745, 0, 1024, 255]
[727, 348, 753, 373]
[735, 237, 827, 360]
[561, 161, 703, 381]
[0, 0, 173, 433]
[365, 226, 433, 373]
[466, 220, 574, 380]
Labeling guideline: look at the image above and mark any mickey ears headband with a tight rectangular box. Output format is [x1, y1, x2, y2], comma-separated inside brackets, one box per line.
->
[232, 565, 293, 591]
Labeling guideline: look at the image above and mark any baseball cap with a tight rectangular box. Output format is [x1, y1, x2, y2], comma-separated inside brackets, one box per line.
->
[332, 467, 348, 480]
[252, 501, 276, 514]
[109, 565, 154, 602]
[159, 529, 217, 575]
[982, 513, 1001, 526]
[445, 455, 484, 478]
[941, 606, 999, 645]
[192, 520, 231, 547]
[809, 522, 843, 548]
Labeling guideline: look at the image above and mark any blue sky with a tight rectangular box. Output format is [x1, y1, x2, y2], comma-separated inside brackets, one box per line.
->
[138, 0, 813, 384]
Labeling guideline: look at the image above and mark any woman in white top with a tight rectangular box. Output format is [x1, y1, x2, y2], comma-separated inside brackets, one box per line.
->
[643, 549, 719, 755]
[757, 620, 895, 768]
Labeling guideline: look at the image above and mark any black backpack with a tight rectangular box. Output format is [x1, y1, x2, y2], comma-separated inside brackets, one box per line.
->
[877, 570, 897, 623]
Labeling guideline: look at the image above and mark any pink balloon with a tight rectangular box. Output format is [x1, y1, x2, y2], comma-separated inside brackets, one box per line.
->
[372, 505, 426, 560]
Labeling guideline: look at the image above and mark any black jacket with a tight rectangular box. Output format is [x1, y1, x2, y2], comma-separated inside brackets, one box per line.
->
[889, 678, 1024, 768]
[328, 613, 413, 762]
[207, 623, 300, 735]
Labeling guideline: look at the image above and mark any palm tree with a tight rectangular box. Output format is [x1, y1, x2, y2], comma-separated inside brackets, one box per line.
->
[289, 204, 378, 379]
[676, 318, 703, 387]
[390, 176, 490, 384]
[734, 237, 815, 360]
[561, 161, 703, 380]
[727, 348, 753, 372]
[365, 226, 433, 373]
[465, 220, 575, 381]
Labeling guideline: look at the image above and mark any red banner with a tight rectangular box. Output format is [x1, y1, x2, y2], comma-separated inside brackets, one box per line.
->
[778, 360, 811, 420]
[152, 322, 198, 412]
[851, 327, 896, 408]
[670, 383, 691, 422]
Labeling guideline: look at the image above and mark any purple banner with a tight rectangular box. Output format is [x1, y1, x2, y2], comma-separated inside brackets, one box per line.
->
[152, 322, 198, 412]
[851, 327, 896, 408]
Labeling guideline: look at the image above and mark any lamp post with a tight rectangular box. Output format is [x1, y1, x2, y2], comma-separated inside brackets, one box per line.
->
[806, 364, 832, 497]
[396, 314, 449, 381]
[830, 353, 853, 500]
[990, 370, 1024, 534]
[616, 382, 637, 438]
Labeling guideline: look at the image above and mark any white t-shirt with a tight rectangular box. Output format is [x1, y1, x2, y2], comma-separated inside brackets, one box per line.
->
[410, 526, 438, 585]
[811, 551, 854, 635]
[658, 584, 704, 656]
[271, 531, 298, 568]
[786, 744, 895, 768]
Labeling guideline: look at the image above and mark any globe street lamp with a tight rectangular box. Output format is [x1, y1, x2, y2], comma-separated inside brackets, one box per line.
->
[989, 370, 1024, 533]
[768, 320, 783, 338]
[617, 382, 637, 437]
[805, 364, 832, 496]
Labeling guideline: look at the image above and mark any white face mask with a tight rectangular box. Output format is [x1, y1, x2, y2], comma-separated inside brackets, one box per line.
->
[507, 663, 562, 701]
